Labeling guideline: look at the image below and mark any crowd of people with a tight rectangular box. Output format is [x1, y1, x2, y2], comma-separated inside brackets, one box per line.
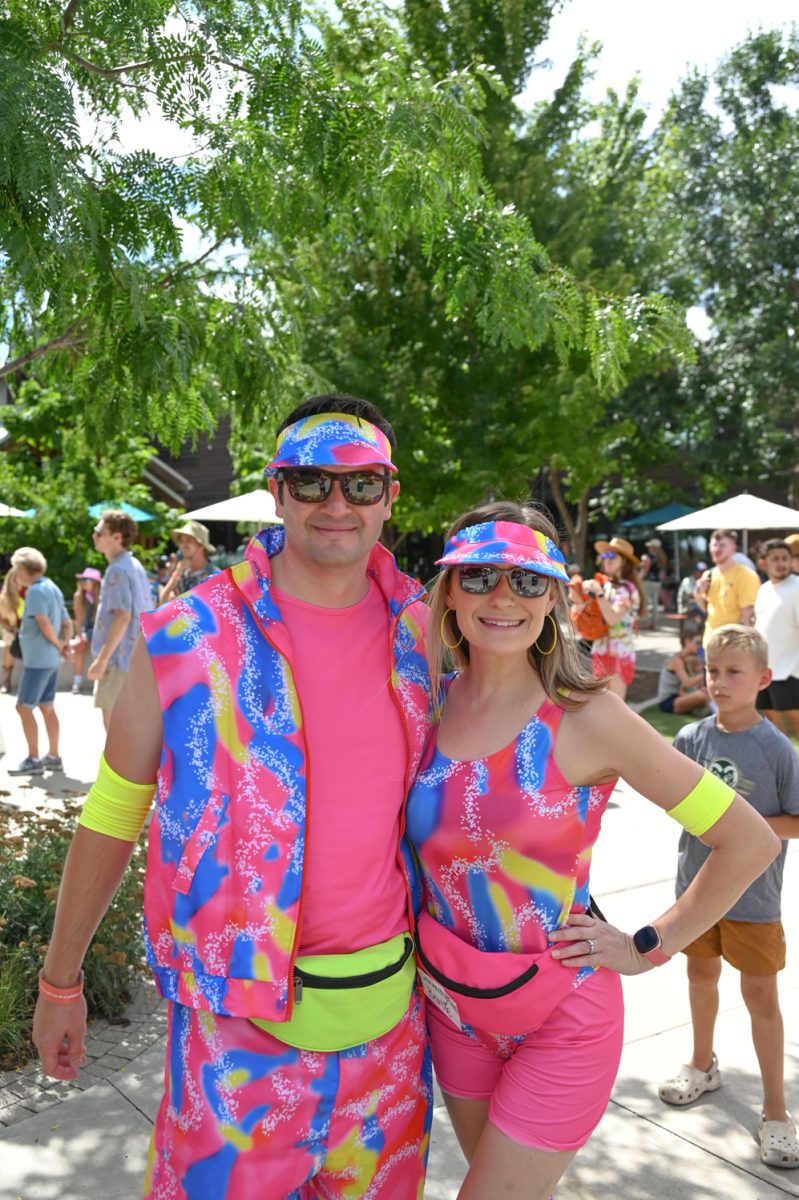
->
[0, 512, 220, 772]
[14, 395, 795, 1200]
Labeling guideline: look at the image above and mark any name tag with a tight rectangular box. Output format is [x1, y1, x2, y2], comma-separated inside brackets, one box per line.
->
[419, 970, 462, 1030]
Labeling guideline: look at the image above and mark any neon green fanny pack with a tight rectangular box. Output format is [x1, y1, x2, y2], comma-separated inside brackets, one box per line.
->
[251, 932, 416, 1052]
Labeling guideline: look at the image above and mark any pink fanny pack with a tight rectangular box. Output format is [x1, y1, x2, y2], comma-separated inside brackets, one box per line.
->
[414, 909, 577, 1036]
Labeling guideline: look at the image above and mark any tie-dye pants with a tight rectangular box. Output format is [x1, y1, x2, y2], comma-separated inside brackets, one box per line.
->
[144, 989, 432, 1199]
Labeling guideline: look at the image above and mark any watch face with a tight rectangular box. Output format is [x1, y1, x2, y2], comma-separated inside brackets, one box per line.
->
[633, 925, 660, 955]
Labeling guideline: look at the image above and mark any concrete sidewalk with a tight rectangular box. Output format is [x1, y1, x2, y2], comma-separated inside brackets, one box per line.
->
[2, 644, 798, 1199]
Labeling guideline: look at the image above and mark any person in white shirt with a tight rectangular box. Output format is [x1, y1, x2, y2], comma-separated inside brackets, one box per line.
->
[754, 539, 799, 739]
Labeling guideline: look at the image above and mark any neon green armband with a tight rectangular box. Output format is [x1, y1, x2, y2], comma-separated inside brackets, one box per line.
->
[78, 754, 156, 843]
[666, 769, 735, 837]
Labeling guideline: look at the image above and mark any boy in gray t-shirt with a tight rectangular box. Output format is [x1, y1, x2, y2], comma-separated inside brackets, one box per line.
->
[659, 625, 799, 1170]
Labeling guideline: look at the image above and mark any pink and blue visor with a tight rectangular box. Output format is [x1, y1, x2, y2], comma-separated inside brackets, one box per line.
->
[265, 412, 397, 475]
[436, 520, 569, 582]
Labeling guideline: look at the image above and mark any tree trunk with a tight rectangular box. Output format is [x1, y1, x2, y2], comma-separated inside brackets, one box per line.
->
[546, 467, 589, 568]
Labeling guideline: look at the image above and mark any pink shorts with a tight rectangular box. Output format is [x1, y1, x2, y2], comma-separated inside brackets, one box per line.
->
[592, 651, 635, 687]
[427, 967, 624, 1152]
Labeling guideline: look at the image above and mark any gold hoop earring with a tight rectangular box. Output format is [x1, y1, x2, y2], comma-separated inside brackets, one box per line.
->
[534, 613, 558, 656]
[441, 608, 464, 650]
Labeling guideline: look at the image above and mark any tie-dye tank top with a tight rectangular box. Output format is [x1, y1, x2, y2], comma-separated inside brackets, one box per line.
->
[406, 696, 617, 958]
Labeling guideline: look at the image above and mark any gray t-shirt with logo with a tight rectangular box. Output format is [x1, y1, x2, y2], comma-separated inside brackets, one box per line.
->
[674, 716, 799, 922]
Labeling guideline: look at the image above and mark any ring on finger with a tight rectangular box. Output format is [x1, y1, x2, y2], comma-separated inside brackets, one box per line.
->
[586, 937, 596, 956]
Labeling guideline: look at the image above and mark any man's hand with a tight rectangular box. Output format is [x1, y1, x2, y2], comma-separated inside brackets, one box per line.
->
[33, 994, 88, 1081]
[87, 656, 107, 681]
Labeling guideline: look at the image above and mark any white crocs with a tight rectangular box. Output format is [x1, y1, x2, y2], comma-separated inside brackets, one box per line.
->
[659, 1052, 721, 1106]
[759, 1113, 799, 1169]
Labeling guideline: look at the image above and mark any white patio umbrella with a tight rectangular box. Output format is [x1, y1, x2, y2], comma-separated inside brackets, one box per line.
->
[182, 489, 283, 524]
[657, 493, 799, 554]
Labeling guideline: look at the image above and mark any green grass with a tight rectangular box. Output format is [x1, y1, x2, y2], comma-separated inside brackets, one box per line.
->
[639, 705, 702, 743]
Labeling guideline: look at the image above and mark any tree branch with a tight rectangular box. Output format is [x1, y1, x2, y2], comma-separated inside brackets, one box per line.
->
[0, 323, 86, 379]
[61, 0, 84, 33]
[61, 50, 153, 78]
[158, 233, 233, 288]
[547, 466, 575, 544]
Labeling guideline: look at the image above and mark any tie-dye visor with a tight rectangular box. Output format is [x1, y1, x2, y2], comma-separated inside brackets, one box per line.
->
[265, 412, 397, 475]
[435, 520, 569, 582]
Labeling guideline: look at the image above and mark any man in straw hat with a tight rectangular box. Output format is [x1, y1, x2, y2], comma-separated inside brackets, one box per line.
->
[159, 519, 219, 603]
[33, 395, 435, 1199]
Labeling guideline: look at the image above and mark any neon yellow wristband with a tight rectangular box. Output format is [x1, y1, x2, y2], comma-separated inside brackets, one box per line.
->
[78, 754, 156, 843]
[666, 769, 735, 837]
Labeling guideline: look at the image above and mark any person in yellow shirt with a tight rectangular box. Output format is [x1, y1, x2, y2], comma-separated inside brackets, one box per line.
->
[695, 529, 760, 645]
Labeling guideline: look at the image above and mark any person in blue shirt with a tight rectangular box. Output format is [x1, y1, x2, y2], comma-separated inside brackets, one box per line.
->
[7, 547, 72, 776]
[87, 509, 154, 730]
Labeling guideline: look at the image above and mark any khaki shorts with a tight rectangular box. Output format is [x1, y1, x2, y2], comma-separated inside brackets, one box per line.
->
[683, 918, 786, 976]
[93, 666, 127, 712]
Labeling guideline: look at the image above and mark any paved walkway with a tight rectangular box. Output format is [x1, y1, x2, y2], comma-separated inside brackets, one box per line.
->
[2, 625, 798, 1198]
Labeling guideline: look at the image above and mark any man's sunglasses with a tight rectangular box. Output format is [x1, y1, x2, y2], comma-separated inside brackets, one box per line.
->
[457, 565, 550, 599]
[277, 468, 390, 506]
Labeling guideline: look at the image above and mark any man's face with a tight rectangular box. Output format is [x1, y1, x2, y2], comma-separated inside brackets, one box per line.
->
[764, 548, 792, 583]
[92, 522, 122, 560]
[269, 464, 399, 572]
[709, 535, 735, 566]
[177, 533, 203, 566]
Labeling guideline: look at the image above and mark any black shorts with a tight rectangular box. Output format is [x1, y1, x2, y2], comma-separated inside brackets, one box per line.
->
[757, 675, 799, 712]
[658, 695, 677, 713]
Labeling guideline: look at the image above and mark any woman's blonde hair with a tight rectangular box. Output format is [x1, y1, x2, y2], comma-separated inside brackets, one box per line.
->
[428, 501, 607, 710]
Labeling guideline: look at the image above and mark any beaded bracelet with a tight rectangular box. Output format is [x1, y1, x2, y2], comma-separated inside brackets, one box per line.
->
[38, 969, 85, 1004]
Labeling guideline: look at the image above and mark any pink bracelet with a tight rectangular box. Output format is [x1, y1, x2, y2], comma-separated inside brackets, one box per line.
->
[38, 969, 85, 1004]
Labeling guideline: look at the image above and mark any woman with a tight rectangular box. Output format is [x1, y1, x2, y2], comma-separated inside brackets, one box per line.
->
[0, 566, 25, 693]
[581, 535, 647, 699]
[70, 567, 102, 694]
[406, 501, 778, 1200]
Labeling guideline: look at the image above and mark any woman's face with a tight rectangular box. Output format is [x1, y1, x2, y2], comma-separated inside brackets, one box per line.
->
[600, 551, 623, 578]
[444, 565, 556, 660]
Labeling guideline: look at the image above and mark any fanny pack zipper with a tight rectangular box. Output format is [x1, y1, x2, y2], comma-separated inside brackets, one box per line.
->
[293, 936, 414, 1005]
[415, 932, 540, 999]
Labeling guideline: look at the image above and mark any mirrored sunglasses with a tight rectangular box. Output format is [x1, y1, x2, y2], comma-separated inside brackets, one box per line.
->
[277, 468, 390, 506]
[599, 551, 617, 560]
[457, 565, 550, 598]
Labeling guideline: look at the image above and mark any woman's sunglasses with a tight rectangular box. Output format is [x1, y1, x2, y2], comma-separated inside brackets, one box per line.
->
[457, 565, 550, 598]
[599, 551, 617, 560]
[277, 468, 390, 506]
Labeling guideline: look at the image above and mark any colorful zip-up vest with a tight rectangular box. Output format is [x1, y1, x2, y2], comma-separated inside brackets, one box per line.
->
[139, 526, 433, 1021]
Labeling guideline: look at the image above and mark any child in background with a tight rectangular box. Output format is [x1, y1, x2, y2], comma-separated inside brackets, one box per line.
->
[660, 625, 799, 1169]
[656, 624, 710, 715]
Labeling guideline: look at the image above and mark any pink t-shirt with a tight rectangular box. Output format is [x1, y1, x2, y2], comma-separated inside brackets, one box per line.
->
[272, 580, 409, 955]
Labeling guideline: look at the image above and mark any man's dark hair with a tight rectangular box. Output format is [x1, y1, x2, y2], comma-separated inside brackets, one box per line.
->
[761, 538, 791, 557]
[277, 394, 396, 448]
[710, 528, 738, 543]
[101, 509, 138, 548]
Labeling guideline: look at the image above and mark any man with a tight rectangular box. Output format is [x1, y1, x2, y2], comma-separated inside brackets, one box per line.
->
[33, 396, 434, 1200]
[87, 509, 153, 730]
[755, 538, 799, 739]
[695, 528, 760, 644]
[7, 547, 71, 775]
[785, 532, 799, 575]
[158, 519, 219, 603]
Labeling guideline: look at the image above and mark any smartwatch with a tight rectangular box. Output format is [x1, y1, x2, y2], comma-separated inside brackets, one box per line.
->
[633, 924, 671, 966]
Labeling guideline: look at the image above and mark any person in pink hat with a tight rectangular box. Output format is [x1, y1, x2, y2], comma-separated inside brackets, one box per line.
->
[405, 500, 780, 1200]
[70, 567, 102, 694]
